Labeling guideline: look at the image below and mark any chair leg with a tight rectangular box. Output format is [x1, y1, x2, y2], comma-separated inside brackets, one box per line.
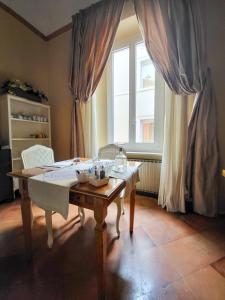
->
[78, 207, 85, 226]
[45, 210, 53, 248]
[121, 197, 125, 215]
[115, 198, 121, 237]
[31, 202, 34, 227]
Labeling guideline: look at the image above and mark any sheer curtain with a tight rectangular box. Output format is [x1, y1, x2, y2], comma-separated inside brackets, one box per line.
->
[134, 0, 219, 216]
[159, 87, 194, 212]
[84, 72, 108, 158]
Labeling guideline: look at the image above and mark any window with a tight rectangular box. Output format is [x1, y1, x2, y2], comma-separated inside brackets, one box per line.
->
[113, 47, 129, 144]
[108, 39, 164, 153]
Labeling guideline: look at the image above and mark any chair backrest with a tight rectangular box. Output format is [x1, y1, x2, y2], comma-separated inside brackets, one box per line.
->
[21, 145, 54, 169]
[98, 144, 126, 160]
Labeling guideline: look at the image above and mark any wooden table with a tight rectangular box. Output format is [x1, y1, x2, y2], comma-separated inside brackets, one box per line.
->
[9, 161, 140, 300]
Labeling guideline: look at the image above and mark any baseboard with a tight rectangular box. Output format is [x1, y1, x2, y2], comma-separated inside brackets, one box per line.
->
[136, 190, 158, 199]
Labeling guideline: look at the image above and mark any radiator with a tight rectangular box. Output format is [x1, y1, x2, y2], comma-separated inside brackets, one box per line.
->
[128, 158, 162, 194]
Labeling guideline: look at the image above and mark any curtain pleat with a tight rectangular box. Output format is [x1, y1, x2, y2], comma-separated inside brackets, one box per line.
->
[159, 87, 194, 212]
[69, 0, 125, 157]
[71, 102, 85, 157]
[185, 71, 219, 216]
[134, 0, 219, 216]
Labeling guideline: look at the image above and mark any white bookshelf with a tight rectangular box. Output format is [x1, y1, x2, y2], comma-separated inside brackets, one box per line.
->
[0, 94, 51, 190]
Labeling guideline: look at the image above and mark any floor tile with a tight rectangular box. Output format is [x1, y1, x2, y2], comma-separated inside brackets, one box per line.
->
[149, 278, 196, 300]
[160, 233, 225, 277]
[143, 218, 196, 246]
[184, 266, 225, 300]
[211, 256, 225, 278]
[179, 213, 218, 231]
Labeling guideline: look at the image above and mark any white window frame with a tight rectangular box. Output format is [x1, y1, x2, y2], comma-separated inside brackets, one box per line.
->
[107, 35, 165, 153]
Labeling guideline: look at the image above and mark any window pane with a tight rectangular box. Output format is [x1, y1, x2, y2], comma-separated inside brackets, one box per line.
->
[113, 48, 129, 144]
[136, 42, 155, 143]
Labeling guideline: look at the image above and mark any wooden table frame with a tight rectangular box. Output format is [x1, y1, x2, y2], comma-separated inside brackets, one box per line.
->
[9, 163, 140, 300]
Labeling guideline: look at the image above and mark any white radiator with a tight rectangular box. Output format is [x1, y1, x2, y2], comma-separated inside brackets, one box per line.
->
[128, 159, 162, 194]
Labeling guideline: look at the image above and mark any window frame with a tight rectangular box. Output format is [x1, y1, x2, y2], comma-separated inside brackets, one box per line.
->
[107, 35, 165, 153]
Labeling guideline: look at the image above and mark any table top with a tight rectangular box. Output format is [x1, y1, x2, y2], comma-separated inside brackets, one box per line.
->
[8, 160, 141, 179]
[8, 167, 54, 179]
[8, 160, 141, 200]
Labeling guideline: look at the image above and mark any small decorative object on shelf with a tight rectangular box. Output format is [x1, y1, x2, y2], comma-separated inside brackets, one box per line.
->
[0, 79, 48, 103]
[30, 133, 48, 139]
[11, 113, 48, 122]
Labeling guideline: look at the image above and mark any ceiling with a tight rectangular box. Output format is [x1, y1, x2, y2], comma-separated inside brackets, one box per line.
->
[1, 0, 101, 36]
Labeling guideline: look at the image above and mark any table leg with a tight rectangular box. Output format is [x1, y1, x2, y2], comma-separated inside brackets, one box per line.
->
[130, 188, 136, 234]
[94, 197, 107, 300]
[19, 179, 33, 261]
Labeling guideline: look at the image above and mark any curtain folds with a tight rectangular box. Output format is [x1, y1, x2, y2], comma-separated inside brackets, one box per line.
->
[159, 87, 194, 213]
[69, 0, 125, 157]
[134, 0, 219, 216]
[71, 102, 85, 157]
[83, 95, 99, 158]
[186, 72, 219, 216]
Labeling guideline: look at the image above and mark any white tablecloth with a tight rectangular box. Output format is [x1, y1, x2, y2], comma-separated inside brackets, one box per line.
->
[110, 166, 139, 197]
[28, 161, 139, 219]
[28, 166, 78, 219]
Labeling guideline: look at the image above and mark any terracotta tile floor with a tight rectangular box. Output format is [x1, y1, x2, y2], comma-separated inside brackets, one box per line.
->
[0, 195, 225, 300]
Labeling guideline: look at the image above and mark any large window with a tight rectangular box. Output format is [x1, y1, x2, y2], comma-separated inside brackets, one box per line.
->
[108, 40, 164, 153]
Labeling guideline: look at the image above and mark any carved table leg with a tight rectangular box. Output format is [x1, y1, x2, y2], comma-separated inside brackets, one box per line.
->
[94, 197, 107, 300]
[19, 179, 33, 261]
[130, 188, 136, 234]
[114, 197, 121, 237]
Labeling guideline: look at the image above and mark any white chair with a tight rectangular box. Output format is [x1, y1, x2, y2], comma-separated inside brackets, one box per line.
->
[21, 144, 85, 248]
[98, 144, 126, 161]
[98, 144, 127, 237]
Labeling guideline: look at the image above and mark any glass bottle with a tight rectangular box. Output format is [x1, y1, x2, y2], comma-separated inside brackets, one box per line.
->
[115, 147, 127, 173]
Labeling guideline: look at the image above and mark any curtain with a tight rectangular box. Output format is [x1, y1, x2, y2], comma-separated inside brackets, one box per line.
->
[159, 86, 194, 212]
[69, 0, 125, 157]
[134, 0, 219, 216]
[84, 72, 108, 158]
[71, 102, 85, 157]
[83, 95, 99, 158]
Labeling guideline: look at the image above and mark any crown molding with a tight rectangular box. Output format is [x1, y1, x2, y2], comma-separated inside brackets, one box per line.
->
[0, 1, 72, 42]
[0, 1, 47, 41]
[45, 23, 72, 41]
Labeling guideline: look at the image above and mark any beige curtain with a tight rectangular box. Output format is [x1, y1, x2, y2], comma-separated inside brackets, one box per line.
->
[159, 87, 194, 212]
[70, 102, 85, 157]
[69, 0, 125, 157]
[84, 73, 108, 158]
[134, 0, 219, 216]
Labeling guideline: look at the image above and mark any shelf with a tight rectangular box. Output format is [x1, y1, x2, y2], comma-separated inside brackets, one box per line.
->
[12, 138, 49, 141]
[11, 118, 49, 125]
[9, 94, 50, 109]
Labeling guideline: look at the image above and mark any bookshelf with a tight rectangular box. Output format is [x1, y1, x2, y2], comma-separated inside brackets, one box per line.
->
[0, 94, 51, 190]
